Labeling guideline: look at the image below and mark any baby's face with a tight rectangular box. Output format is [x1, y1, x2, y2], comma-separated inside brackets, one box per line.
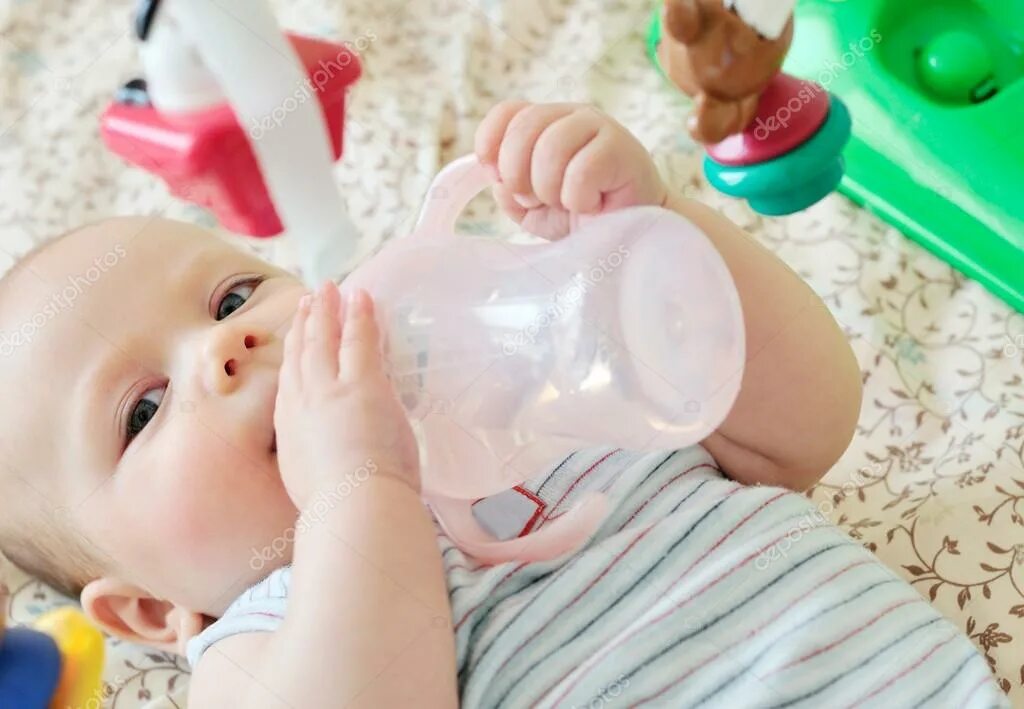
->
[0, 218, 305, 614]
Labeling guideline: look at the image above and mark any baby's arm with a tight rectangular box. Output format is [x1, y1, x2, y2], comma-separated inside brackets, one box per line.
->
[190, 479, 454, 709]
[476, 102, 861, 490]
[662, 192, 861, 489]
[189, 286, 456, 709]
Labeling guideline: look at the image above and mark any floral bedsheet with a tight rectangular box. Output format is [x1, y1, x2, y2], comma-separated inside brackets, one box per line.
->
[1, 0, 1020, 705]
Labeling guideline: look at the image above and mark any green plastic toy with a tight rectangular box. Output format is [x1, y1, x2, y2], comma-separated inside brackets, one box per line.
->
[647, 0, 1023, 311]
[783, 0, 1024, 311]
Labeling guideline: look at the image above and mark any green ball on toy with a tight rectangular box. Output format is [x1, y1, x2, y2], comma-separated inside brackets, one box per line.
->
[917, 30, 996, 103]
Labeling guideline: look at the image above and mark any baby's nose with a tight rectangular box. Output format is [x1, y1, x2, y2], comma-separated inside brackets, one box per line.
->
[204, 326, 261, 394]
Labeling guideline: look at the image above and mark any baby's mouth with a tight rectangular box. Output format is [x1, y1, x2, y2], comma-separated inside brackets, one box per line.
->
[270, 429, 278, 454]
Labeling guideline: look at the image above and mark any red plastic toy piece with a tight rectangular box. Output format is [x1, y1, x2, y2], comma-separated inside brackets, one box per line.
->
[100, 34, 361, 237]
[706, 73, 830, 167]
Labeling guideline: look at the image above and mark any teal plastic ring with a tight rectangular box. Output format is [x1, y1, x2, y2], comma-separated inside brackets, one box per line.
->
[704, 96, 852, 198]
[746, 159, 846, 215]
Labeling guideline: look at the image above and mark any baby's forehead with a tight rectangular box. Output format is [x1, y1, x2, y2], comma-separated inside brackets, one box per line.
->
[2, 217, 258, 315]
[17, 217, 229, 279]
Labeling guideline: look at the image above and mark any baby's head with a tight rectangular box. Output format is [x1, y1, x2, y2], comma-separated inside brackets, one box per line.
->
[0, 217, 305, 651]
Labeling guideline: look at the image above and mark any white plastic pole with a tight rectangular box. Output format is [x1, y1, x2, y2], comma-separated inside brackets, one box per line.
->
[139, 0, 359, 285]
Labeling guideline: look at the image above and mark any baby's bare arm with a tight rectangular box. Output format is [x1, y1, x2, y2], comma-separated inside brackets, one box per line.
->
[664, 193, 862, 490]
[189, 477, 456, 709]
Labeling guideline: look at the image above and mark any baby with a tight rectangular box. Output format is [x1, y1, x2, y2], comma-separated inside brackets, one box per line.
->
[0, 102, 1006, 708]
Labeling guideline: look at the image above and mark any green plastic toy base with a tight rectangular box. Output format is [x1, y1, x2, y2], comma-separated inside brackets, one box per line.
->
[647, 1, 1024, 311]
[785, 0, 1024, 312]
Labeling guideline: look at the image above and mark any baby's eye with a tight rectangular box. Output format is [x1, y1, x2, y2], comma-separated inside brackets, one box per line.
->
[126, 386, 165, 444]
[216, 278, 263, 321]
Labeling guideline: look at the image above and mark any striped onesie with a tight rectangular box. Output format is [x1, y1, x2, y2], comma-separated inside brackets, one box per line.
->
[187, 446, 1008, 708]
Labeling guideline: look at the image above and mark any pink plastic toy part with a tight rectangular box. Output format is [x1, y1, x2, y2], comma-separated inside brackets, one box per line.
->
[705, 73, 830, 167]
[100, 33, 360, 237]
[341, 156, 747, 564]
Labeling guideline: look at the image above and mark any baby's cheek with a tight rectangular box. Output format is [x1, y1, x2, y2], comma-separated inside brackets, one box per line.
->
[151, 471, 226, 557]
[155, 454, 266, 549]
[154, 436, 293, 564]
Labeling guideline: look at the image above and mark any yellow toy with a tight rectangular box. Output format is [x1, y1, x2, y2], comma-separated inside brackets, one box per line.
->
[34, 608, 106, 709]
[0, 602, 105, 709]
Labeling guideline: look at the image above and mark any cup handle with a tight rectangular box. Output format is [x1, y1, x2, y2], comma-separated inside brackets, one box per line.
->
[428, 492, 608, 564]
[413, 155, 499, 235]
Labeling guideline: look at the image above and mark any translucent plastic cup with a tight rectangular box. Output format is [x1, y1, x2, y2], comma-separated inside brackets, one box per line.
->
[340, 156, 745, 562]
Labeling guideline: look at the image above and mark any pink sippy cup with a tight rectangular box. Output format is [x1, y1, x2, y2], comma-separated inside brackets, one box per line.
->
[341, 155, 746, 563]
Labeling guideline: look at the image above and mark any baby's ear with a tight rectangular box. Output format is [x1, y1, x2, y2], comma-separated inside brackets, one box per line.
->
[665, 0, 704, 45]
[81, 577, 205, 655]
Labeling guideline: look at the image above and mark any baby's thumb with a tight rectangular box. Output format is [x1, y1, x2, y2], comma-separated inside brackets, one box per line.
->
[492, 183, 528, 224]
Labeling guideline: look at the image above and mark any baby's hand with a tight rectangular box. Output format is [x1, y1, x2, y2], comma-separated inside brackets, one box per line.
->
[475, 101, 668, 239]
[274, 283, 420, 511]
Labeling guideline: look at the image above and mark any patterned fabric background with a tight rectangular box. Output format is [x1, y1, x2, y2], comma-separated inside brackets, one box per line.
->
[1, 0, 1021, 706]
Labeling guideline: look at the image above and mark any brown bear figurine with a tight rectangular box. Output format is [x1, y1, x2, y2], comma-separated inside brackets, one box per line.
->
[658, 0, 794, 144]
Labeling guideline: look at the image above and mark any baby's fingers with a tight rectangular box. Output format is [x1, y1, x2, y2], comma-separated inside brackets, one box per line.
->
[280, 292, 312, 390]
[562, 129, 619, 214]
[475, 100, 530, 167]
[531, 109, 603, 208]
[339, 289, 383, 382]
[497, 103, 576, 199]
[301, 281, 343, 383]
